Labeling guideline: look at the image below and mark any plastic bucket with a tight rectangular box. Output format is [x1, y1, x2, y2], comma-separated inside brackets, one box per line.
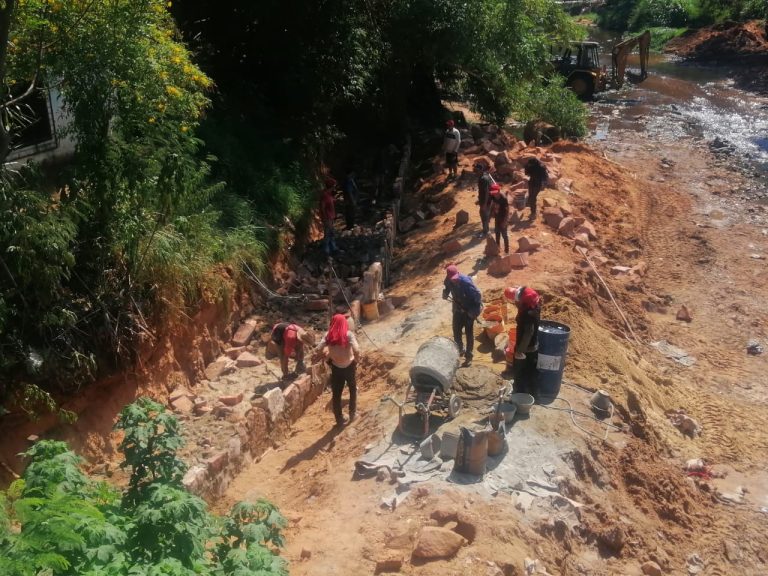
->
[484, 321, 505, 340]
[482, 305, 501, 319]
[536, 320, 571, 400]
[487, 421, 507, 457]
[504, 326, 518, 363]
[362, 300, 379, 321]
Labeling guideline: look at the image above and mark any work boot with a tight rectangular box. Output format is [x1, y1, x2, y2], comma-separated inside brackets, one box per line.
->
[463, 354, 473, 367]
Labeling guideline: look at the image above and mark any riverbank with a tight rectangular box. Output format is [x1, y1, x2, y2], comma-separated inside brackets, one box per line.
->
[663, 20, 768, 95]
[665, 20, 768, 61]
[208, 126, 768, 574]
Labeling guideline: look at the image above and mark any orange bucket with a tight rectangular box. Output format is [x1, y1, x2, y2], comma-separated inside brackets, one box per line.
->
[504, 326, 517, 363]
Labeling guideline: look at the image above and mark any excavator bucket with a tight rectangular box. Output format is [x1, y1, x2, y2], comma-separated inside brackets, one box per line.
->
[611, 30, 651, 88]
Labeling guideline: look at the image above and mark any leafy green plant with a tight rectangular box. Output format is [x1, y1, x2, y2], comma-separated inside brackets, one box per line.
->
[0, 398, 287, 575]
[647, 26, 688, 51]
[517, 80, 589, 138]
[629, 0, 698, 30]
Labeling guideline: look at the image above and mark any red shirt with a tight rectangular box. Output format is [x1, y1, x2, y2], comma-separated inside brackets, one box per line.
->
[320, 190, 335, 222]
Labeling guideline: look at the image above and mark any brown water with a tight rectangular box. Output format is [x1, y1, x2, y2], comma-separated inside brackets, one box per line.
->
[586, 29, 768, 196]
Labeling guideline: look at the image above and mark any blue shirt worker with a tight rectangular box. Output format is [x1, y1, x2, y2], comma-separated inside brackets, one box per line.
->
[442, 264, 483, 366]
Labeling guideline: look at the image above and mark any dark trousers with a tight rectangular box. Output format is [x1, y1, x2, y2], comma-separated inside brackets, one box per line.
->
[452, 309, 475, 358]
[494, 218, 509, 253]
[344, 198, 356, 229]
[331, 362, 357, 424]
[527, 184, 541, 217]
[480, 205, 490, 235]
[513, 351, 538, 396]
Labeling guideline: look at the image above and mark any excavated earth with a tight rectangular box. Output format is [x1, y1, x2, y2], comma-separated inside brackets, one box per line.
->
[665, 20, 768, 94]
[3, 108, 768, 574]
[2, 22, 767, 576]
[205, 131, 768, 575]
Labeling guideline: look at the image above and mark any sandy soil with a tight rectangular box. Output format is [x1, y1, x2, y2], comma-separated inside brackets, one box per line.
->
[212, 134, 768, 574]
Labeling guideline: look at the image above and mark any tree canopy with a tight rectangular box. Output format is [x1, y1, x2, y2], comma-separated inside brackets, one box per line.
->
[0, 0, 584, 418]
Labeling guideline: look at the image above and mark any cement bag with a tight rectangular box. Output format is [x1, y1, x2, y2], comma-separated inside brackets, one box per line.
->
[454, 427, 488, 476]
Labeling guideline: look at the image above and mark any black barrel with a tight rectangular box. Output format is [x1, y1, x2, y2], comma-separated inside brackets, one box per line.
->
[536, 320, 571, 400]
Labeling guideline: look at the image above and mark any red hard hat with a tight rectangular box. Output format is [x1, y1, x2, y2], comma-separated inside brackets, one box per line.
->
[504, 286, 522, 302]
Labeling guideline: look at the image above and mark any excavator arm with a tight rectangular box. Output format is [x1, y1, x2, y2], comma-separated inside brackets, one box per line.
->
[611, 30, 651, 88]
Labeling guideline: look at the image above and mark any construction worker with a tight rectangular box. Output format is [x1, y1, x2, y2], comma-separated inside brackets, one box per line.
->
[271, 322, 314, 382]
[505, 286, 541, 395]
[316, 313, 361, 427]
[474, 160, 493, 238]
[490, 183, 510, 254]
[320, 177, 339, 256]
[443, 120, 461, 179]
[442, 264, 483, 366]
[524, 158, 548, 220]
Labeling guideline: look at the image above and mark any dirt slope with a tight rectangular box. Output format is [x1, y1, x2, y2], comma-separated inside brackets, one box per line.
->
[665, 20, 768, 60]
[215, 135, 768, 575]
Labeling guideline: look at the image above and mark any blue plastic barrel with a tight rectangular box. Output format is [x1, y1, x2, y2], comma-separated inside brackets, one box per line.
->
[536, 320, 571, 401]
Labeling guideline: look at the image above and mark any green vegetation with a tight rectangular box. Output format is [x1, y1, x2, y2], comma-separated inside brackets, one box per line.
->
[1, 0, 588, 418]
[0, 398, 287, 575]
[518, 81, 590, 138]
[598, 0, 767, 32]
[647, 27, 688, 51]
[575, 12, 599, 23]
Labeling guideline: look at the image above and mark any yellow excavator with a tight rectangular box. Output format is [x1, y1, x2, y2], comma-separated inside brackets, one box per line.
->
[553, 31, 651, 99]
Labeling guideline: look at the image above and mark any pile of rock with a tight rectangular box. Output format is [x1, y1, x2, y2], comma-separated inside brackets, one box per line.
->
[540, 198, 597, 249]
[172, 310, 331, 498]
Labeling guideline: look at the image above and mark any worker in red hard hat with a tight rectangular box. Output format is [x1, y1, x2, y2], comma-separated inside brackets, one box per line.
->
[443, 264, 483, 366]
[504, 286, 541, 395]
[320, 177, 339, 256]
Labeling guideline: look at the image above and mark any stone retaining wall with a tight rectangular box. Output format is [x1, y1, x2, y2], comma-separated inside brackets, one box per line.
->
[181, 362, 330, 499]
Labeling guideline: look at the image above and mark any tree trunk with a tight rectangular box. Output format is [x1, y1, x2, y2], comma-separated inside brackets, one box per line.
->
[0, 1, 16, 164]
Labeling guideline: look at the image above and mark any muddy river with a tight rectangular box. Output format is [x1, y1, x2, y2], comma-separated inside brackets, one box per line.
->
[587, 29, 768, 200]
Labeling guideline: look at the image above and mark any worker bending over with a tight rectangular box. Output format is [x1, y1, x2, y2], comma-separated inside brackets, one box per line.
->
[271, 322, 314, 382]
[505, 286, 541, 395]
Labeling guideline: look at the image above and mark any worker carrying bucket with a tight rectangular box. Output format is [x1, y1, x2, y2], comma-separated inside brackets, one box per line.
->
[504, 286, 541, 396]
